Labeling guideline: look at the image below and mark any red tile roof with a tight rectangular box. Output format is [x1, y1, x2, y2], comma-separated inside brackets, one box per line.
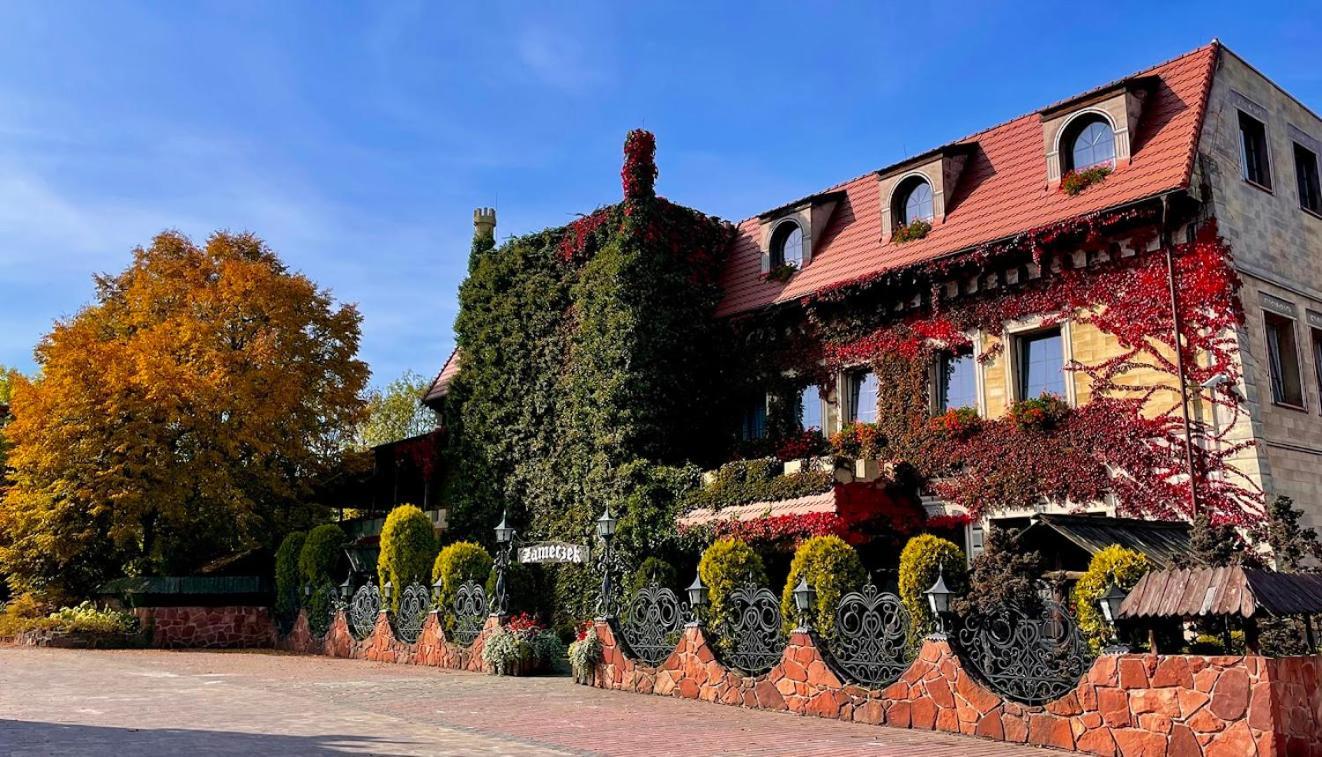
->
[676, 490, 837, 528]
[715, 43, 1219, 317]
[423, 348, 460, 403]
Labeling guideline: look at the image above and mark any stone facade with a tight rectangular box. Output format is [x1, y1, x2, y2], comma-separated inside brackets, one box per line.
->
[136, 605, 277, 649]
[279, 609, 495, 673]
[587, 620, 1322, 756]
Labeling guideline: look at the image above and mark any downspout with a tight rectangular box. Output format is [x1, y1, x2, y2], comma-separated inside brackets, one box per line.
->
[1162, 193, 1200, 519]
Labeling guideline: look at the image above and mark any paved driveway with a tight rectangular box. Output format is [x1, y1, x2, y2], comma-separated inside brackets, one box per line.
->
[0, 647, 1044, 756]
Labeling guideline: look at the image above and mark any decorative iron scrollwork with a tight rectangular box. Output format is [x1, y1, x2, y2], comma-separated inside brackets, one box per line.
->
[831, 580, 913, 688]
[452, 580, 487, 646]
[306, 584, 337, 639]
[954, 597, 1094, 705]
[349, 583, 382, 640]
[391, 582, 431, 644]
[724, 580, 785, 675]
[619, 579, 683, 667]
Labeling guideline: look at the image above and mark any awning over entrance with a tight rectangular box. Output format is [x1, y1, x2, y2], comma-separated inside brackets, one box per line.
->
[1017, 513, 1191, 571]
[1118, 565, 1322, 620]
[676, 491, 836, 528]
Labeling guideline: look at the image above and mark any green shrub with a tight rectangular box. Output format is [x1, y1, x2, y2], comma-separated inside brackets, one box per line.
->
[47, 601, 139, 636]
[628, 557, 677, 597]
[698, 538, 766, 649]
[1072, 545, 1148, 651]
[898, 534, 968, 640]
[683, 458, 832, 512]
[779, 535, 865, 639]
[434, 541, 493, 626]
[482, 626, 533, 675]
[377, 504, 439, 607]
[299, 523, 348, 586]
[274, 531, 307, 622]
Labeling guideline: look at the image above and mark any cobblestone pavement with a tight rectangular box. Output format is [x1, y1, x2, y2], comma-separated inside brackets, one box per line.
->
[0, 647, 1048, 756]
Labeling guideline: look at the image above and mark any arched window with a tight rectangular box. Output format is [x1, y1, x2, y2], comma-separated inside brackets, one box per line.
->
[1064, 116, 1116, 171]
[770, 222, 803, 268]
[896, 178, 934, 226]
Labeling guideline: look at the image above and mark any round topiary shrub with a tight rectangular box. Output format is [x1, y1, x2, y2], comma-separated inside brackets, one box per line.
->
[697, 538, 766, 643]
[274, 530, 307, 624]
[628, 556, 677, 597]
[898, 533, 968, 640]
[434, 541, 494, 626]
[299, 523, 348, 587]
[377, 504, 439, 608]
[779, 535, 865, 639]
[1072, 544, 1148, 651]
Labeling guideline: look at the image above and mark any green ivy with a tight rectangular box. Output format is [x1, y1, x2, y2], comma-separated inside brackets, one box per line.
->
[681, 458, 833, 513]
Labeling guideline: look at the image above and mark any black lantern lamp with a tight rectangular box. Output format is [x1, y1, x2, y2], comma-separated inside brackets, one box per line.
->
[685, 573, 708, 626]
[595, 508, 619, 618]
[303, 583, 313, 599]
[1098, 583, 1130, 654]
[432, 576, 445, 605]
[792, 576, 817, 631]
[595, 509, 618, 541]
[382, 580, 393, 605]
[924, 567, 953, 638]
[494, 511, 516, 545]
[338, 575, 354, 601]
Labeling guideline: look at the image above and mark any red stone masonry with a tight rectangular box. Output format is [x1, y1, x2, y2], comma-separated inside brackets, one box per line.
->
[136, 606, 278, 649]
[279, 609, 495, 672]
[588, 620, 1322, 756]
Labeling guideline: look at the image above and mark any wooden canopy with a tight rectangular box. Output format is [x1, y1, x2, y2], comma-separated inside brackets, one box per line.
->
[1117, 565, 1322, 620]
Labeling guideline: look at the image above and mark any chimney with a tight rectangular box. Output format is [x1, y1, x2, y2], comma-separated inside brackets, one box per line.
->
[473, 207, 496, 239]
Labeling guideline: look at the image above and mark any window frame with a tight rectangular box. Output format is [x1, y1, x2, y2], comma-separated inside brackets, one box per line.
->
[891, 175, 935, 230]
[1238, 110, 1274, 192]
[1061, 114, 1117, 173]
[738, 393, 769, 441]
[1312, 327, 1322, 416]
[798, 383, 825, 435]
[933, 347, 981, 415]
[1294, 141, 1322, 217]
[845, 368, 879, 425]
[1007, 323, 1072, 405]
[769, 220, 804, 269]
[1263, 310, 1306, 411]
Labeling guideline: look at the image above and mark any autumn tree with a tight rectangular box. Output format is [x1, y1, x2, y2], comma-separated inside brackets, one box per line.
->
[354, 370, 437, 449]
[0, 231, 368, 600]
[0, 366, 15, 484]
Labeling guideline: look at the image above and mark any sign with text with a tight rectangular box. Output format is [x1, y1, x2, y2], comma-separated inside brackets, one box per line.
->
[517, 541, 588, 565]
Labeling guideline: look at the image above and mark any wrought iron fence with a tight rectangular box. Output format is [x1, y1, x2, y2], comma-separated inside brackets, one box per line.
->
[452, 580, 488, 646]
[618, 579, 684, 667]
[348, 583, 382, 641]
[953, 597, 1093, 705]
[723, 580, 785, 675]
[391, 582, 431, 644]
[829, 579, 914, 688]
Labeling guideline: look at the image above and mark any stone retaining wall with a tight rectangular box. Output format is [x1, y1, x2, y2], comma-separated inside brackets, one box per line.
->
[587, 620, 1322, 756]
[136, 606, 277, 649]
[279, 609, 495, 673]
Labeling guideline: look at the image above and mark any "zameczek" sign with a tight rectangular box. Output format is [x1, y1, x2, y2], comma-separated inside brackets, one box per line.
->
[517, 541, 588, 564]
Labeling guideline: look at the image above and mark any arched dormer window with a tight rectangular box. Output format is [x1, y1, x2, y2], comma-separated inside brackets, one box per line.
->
[770, 221, 803, 268]
[893, 176, 934, 227]
[1061, 114, 1116, 172]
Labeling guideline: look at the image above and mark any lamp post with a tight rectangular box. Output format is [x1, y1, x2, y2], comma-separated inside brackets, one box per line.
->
[595, 508, 618, 618]
[431, 576, 445, 608]
[338, 575, 355, 602]
[492, 510, 516, 616]
[792, 577, 817, 632]
[382, 580, 393, 608]
[924, 568, 953, 639]
[685, 573, 708, 626]
[1098, 583, 1130, 654]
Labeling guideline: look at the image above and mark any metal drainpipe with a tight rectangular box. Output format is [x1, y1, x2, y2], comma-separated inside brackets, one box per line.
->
[1162, 193, 1201, 519]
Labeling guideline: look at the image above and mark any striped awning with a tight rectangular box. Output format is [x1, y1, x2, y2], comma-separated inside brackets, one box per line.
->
[677, 491, 836, 528]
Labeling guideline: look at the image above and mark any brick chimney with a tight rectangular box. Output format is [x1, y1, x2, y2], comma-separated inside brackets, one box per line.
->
[473, 207, 496, 238]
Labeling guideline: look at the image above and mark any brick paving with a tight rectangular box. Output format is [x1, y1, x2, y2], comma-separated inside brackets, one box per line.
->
[0, 647, 1047, 756]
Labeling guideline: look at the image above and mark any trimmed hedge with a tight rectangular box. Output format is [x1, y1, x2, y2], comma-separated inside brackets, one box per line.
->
[377, 504, 438, 608]
[434, 541, 493, 627]
[683, 458, 832, 513]
[299, 524, 348, 586]
[898, 534, 968, 640]
[1072, 544, 1148, 651]
[779, 535, 865, 639]
[697, 538, 766, 651]
[274, 531, 307, 621]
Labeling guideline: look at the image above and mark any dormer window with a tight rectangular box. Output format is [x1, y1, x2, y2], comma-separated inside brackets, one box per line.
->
[1063, 115, 1116, 172]
[898, 178, 935, 225]
[770, 221, 803, 268]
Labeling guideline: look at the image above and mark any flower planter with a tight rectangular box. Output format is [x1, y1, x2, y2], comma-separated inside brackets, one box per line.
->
[782, 456, 832, 476]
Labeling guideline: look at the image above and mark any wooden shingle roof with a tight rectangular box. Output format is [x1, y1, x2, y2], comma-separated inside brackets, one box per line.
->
[1117, 566, 1322, 620]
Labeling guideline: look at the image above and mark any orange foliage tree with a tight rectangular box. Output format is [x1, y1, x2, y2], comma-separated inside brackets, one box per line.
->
[0, 231, 368, 599]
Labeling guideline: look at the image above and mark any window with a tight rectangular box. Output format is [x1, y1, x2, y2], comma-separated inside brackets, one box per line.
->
[847, 370, 879, 424]
[1264, 312, 1303, 407]
[936, 350, 978, 412]
[1239, 111, 1272, 189]
[1295, 142, 1322, 215]
[1065, 117, 1116, 171]
[738, 396, 767, 440]
[770, 222, 803, 268]
[899, 180, 934, 225]
[1313, 329, 1322, 411]
[798, 385, 823, 433]
[1015, 328, 1066, 399]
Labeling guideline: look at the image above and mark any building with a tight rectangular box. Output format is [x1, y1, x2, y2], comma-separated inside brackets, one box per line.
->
[428, 42, 1322, 564]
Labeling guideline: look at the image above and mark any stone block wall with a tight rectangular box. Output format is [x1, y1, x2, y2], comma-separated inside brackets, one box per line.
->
[588, 620, 1322, 756]
[136, 606, 277, 649]
[279, 609, 494, 673]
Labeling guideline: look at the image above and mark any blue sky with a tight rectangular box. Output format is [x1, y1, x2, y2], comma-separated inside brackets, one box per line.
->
[1, 2, 1318, 386]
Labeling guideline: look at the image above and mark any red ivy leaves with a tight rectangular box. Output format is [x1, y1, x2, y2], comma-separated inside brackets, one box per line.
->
[622, 129, 658, 200]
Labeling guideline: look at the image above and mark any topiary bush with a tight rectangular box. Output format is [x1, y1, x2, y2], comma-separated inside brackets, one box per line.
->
[274, 530, 307, 625]
[1072, 544, 1148, 651]
[898, 534, 968, 641]
[779, 535, 865, 639]
[299, 523, 348, 587]
[377, 504, 438, 608]
[628, 556, 677, 597]
[697, 538, 766, 649]
[434, 541, 493, 628]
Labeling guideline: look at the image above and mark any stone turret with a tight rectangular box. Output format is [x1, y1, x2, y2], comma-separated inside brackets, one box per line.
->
[473, 207, 496, 239]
